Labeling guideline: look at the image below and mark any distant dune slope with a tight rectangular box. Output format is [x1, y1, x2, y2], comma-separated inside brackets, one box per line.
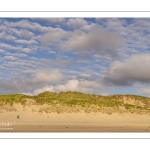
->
[0, 91, 150, 115]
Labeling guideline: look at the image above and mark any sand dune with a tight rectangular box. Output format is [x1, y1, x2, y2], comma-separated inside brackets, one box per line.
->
[0, 103, 150, 132]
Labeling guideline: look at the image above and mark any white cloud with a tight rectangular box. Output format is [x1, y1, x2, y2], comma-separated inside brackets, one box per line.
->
[54, 79, 101, 93]
[0, 44, 36, 53]
[28, 85, 54, 96]
[9, 20, 33, 29]
[2, 18, 150, 96]
[39, 23, 126, 58]
[40, 27, 70, 46]
[0, 43, 21, 51]
[100, 19, 150, 53]
[5, 61, 33, 68]
[79, 73, 91, 78]
[78, 80, 101, 89]
[0, 49, 6, 53]
[137, 88, 150, 96]
[104, 53, 150, 86]
[15, 39, 38, 45]
[100, 18, 127, 36]
[42, 57, 74, 68]
[33, 69, 66, 84]
[65, 24, 126, 57]
[12, 53, 28, 58]
[24, 79, 102, 96]
[0, 69, 66, 93]
[12, 29, 35, 39]
[67, 18, 88, 29]
[100, 92, 109, 96]
[0, 32, 16, 41]
[8, 20, 49, 32]
[0, 25, 9, 31]
[22, 48, 35, 53]
[4, 56, 17, 61]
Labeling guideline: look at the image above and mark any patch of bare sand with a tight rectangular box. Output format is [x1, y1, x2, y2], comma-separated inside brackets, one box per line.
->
[120, 96, 145, 107]
[0, 103, 150, 132]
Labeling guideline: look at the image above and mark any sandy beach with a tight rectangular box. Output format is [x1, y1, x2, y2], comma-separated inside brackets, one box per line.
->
[0, 104, 150, 132]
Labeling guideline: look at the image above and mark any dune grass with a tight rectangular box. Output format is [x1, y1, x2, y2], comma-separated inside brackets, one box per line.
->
[0, 91, 150, 114]
[0, 94, 26, 106]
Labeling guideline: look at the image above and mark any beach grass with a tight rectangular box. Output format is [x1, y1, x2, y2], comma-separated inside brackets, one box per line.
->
[0, 91, 150, 114]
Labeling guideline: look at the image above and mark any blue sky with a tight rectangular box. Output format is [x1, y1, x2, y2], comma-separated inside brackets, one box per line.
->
[0, 18, 150, 96]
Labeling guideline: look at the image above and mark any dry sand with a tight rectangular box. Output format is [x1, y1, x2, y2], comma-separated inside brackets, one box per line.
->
[0, 104, 150, 132]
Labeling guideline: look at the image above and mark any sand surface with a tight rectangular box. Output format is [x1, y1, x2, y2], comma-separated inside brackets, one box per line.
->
[0, 104, 150, 132]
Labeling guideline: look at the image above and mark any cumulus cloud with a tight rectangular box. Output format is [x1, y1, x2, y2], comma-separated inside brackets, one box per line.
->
[26, 85, 54, 96]
[39, 23, 126, 58]
[54, 79, 101, 93]
[24, 79, 102, 96]
[65, 25, 126, 57]
[0, 69, 66, 93]
[103, 53, 150, 86]
[67, 18, 88, 29]
[18, 21, 126, 62]
[2, 18, 150, 97]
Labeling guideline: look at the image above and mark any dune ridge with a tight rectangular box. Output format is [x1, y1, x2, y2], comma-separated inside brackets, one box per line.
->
[0, 91, 150, 115]
[0, 91, 150, 132]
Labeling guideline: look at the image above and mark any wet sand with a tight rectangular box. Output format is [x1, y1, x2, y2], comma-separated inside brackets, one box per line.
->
[5, 124, 150, 132]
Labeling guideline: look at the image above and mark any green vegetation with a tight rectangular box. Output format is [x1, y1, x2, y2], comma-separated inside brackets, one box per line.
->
[0, 94, 26, 106]
[0, 91, 150, 114]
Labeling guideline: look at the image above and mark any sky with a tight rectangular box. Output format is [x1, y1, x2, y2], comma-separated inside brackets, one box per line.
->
[0, 18, 150, 96]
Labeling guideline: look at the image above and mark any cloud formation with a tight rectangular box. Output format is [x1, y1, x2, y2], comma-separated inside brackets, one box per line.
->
[1, 18, 150, 97]
[15, 39, 38, 45]
[40, 27, 70, 47]
[33, 69, 66, 84]
[66, 25, 126, 57]
[24, 79, 101, 96]
[103, 53, 150, 86]
[67, 18, 88, 29]
[12, 29, 35, 39]
[0, 69, 66, 93]
[39, 23, 126, 58]
[137, 88, 150, 96]
[4, 56, 17, 61]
